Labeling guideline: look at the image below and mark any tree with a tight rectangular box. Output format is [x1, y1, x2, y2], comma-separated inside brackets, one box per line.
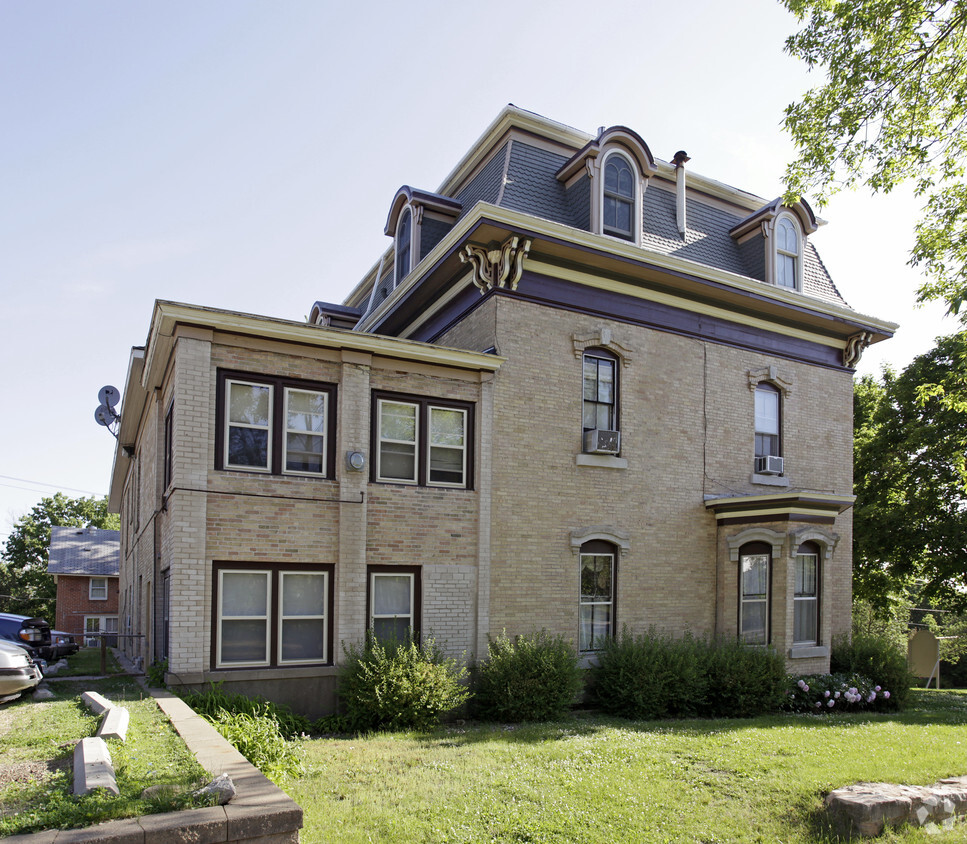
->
[853, 332, 967, 609]
[0, 493, 119, 621]
[781, 0, 967, 315]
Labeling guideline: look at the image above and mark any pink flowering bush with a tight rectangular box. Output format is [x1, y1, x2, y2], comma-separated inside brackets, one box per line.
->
[784, 672, 894, 714]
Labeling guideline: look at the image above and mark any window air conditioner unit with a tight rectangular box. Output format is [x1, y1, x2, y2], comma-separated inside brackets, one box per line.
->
[584, 429, 620, 455]
[755, 455, 784, 475]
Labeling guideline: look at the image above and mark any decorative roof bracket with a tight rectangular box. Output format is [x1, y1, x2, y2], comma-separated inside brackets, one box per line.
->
[459, 235, 532, 294]
[844, 332, 873, 368]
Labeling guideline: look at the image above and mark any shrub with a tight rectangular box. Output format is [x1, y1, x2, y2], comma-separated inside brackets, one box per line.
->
[178, 682, 313, 738]
[588, 629, 707, 720]
[784, 672, 894, 713]
[338, 634, 468, 732]
[589, 630, 786, 720]
[145, 659, 167, 688]
[831, 630, 913, 709]
[471, 631, 582, 722]
[703, 636, 787, 718]
[207, 710, 304, 783]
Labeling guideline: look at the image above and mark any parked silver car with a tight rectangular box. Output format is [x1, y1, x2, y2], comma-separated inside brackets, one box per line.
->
[0, 639, 43, 703]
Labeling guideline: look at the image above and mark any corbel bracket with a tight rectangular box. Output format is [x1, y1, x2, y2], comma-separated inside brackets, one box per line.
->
[459, 235, 532, 294]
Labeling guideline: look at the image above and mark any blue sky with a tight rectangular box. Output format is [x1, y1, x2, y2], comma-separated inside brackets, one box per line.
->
[0, 0, 955, 541]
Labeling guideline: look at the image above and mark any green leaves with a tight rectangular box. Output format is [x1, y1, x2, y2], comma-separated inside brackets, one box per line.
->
[782, 0, 967, 316]
[853, 332, 967, 608]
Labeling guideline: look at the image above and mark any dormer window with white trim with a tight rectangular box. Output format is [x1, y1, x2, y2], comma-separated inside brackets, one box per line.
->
[775, 214, 801, 290]
[602, 153, 636, 241]
[395, 207, 413, 285]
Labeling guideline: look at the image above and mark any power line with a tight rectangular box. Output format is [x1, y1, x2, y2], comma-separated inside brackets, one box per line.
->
[0, 474, 104, 497]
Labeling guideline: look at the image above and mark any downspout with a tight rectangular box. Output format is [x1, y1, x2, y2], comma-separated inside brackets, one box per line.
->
[673, 150, 690, 237]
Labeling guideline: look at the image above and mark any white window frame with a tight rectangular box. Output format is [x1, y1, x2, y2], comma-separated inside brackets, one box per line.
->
[370, 571, 415, 641]
[84, 615, 118, 647]
[579, 551, 615, 652]
[376, 399, 419, 484]
[427, 406, 467, 488]
[224, 379, 273, 472]
[739, 550, 770, 645]
[282, 387, 329, 477]
[277, 571, 329, 666]
[89, 577, 108, 601]
[600, 151, 638, 242]
[793, 551, 820, 645]
[216, 569, 271, 668]
[774, 213, 802, 291]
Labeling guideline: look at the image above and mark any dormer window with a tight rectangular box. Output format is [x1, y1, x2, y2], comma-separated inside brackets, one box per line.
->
[395, 207, 413, 285]
[602, 153, 635, 240]
[775, 215, 801, 290]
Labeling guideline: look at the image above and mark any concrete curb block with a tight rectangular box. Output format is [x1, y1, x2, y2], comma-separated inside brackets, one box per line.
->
[79, 691, 113, 716]
[96, 707, 130, 742]
[4, 683, 304, 843]
[72, 737, 118, 796]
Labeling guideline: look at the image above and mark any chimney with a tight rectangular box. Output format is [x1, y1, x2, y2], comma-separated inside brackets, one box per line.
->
[672, 151, 690, 236]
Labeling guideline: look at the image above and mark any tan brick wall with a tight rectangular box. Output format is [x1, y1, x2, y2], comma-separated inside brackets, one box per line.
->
[437, 296, 852, 671]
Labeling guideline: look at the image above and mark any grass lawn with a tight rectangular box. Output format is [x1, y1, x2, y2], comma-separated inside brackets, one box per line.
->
[289, 689, 967, 843]
[0, 676, 210, 836]
[54, 646, 124, 677]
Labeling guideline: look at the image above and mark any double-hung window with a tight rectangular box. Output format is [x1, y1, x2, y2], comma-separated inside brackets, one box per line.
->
[214, 563, 332, 668]
[217, 371, 335, 477]
[373, 393, 472, 488]
[368, 566, 421, 643]
[754, 383, 781, 475]
[739, 543, 770, 645]
[579, 542, 615, 651]
[794, 545, 820, 645]
[89, 577, 108, 601]
[602, 153, 636, 240]
[775, 215, 801, 290]
[583, 350, 618, 433]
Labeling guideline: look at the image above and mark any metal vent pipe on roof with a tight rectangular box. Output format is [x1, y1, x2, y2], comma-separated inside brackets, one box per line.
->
[673, 150, 690, 237]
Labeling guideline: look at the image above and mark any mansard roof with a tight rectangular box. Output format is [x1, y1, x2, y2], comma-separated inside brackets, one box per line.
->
[343, 106, 891, 350]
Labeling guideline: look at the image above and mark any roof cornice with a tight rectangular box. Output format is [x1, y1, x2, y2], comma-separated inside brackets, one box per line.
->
[355, 201, 898, 341]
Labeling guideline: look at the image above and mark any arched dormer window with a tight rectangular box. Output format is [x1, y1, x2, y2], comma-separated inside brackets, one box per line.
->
[395, 207, 413, 286]
[602, 153, 636, 240]
[775, 214, 802, 290]
[555, 127, 656, 247]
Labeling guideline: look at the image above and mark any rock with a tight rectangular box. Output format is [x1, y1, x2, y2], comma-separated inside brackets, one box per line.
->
[827, 778, 967, 837]
[193, 772, 236, 805]
[32, 687, 55, 701]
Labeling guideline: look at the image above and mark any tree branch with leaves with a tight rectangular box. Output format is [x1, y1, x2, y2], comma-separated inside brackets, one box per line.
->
[782, 0, 967, 314]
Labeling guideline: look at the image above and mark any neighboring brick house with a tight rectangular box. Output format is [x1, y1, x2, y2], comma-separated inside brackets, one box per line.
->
[47, 526, 120, 645]
[108, 106, 896, 716]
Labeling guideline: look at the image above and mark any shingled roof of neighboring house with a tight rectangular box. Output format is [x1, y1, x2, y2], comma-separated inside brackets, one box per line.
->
[47, 526, 120, 577]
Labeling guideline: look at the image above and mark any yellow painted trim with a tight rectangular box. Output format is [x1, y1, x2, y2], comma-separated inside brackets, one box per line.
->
[711, 507, 840, 521]
[527, 259, 843, 349]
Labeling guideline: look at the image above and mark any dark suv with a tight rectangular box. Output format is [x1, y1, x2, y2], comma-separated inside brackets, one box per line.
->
[0, 613, 53, 661]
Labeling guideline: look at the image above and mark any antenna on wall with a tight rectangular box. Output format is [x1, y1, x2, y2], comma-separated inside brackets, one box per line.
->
[94, 385, 121, 440]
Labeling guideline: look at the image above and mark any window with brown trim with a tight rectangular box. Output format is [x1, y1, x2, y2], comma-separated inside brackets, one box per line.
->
[739, 541, 771, 645]
[212, 562, 334, 669]
[215, 370, 337, 477]
[794, 542, 820, 645]
[367, 565, 421, 643]
[371, 391, 473, 488]
[579, 540, 617, 651]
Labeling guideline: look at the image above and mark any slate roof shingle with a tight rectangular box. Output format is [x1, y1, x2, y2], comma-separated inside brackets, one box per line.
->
[47, 526, 120, 577]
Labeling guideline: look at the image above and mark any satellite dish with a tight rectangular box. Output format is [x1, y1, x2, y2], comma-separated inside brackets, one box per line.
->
[94, 405, 115, 426]
[98, 385, 120, 408]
